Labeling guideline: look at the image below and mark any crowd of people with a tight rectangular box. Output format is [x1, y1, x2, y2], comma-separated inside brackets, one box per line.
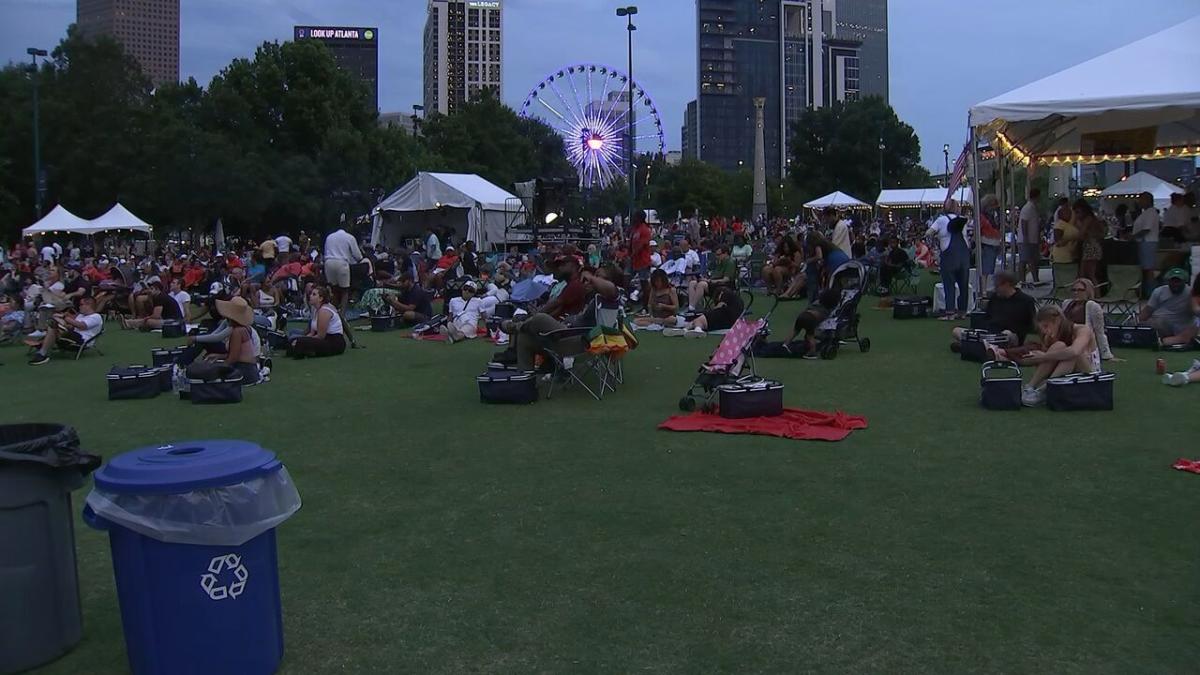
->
[2, 191, 1198, 392]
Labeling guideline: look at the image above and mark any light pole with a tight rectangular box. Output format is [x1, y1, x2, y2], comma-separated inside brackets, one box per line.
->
[943, 143, 950, 188]
[27, 47, 48, 219]
[616, 6, 638, 226]
[878, 139, 885, 194]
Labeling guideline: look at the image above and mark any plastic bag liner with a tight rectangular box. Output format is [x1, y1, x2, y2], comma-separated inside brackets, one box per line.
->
[85, 466, 301, 546]
[0, 423, 100, 474]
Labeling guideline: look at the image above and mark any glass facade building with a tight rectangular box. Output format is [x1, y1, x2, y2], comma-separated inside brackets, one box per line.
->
[424, 0, 503, 116]
[77, 0, 180, 86]
[294, 26, 380, 111]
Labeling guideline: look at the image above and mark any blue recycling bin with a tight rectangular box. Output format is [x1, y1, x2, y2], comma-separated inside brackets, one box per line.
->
[83, 440, 301, 675]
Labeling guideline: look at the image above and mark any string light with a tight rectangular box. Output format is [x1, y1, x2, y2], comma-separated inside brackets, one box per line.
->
[989, 129, 1200, 166]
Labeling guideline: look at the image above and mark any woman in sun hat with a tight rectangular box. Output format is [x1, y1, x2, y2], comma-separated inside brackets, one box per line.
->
[213, 295, 262, 383]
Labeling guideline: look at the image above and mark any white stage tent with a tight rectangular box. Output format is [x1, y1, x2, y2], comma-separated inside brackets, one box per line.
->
[1099, 171, 1184, 209]
[22, 203, 154, 237]
[803, 191, 869, 210]
[876, 187, 972, 209]
[370, 172, 522, 250]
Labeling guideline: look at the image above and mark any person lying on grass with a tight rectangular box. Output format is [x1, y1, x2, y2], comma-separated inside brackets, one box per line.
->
[990, 304, 1101, 407]
[664, 284, 744, 339]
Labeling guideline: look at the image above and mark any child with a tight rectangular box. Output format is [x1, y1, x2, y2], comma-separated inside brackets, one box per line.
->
[779, 288, 842, 359]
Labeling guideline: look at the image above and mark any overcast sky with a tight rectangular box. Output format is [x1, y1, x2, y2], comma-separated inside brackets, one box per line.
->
[2, 0, 1198, 170]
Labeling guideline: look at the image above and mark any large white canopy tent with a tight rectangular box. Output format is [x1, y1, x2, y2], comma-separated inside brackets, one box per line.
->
[876, 187, 973, 209]
[1099, 171, 1185, 209]
[370, 172, 523, 250]
[22, 203, 153, 237]
[803, 191, 869, 210]
[967, 15, 1200, 297]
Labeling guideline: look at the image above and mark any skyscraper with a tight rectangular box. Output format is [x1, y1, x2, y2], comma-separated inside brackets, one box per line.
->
[76, 0, 180, 86]
[423, 0, 503, 116]
[294, 26, 380, 111]
[695, 0, 888, 178]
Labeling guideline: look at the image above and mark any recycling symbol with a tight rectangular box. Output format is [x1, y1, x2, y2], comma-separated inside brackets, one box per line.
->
[200, 553, 249, 601]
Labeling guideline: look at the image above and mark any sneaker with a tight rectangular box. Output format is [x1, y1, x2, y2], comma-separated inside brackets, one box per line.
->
[495, 333, 509, 346]
[26, 330, 46, 339]
[801, 351, 819, 360]
[28, 353, 49, 366]
[662, 327, 687, 337]
[1021, 385, 1046, 407]
[1163, 372, 1190, 387]
[684, 327, 706, 339]
[1188, 360, 1200, 374]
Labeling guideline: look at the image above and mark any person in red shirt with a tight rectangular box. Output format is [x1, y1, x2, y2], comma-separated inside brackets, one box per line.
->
[630, 210, 652, 307]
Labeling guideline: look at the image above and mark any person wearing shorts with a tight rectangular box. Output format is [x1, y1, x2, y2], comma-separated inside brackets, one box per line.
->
[322, 226, 363, 313]
[1018, 189, 1042, 284]
[1131, 191, 1160, 297]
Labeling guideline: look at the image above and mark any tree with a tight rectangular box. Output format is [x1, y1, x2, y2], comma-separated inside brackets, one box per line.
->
[788, 96, 925, 204]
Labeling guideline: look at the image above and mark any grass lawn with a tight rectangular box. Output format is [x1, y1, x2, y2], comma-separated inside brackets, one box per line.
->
[6, 297, 1199, 674]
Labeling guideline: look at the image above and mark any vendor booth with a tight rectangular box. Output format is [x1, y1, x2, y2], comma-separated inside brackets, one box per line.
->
[1099, 171, 1184, 211]
[22, 203, 154, 238]
[803, 191, 870, 210]
[370, 172, 523, 251]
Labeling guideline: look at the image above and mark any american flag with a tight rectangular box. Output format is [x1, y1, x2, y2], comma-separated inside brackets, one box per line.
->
[943, 142, 970, 209]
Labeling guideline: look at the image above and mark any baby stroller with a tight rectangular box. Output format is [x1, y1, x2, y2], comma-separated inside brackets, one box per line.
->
[813, 261, 871, 360]
[679, 291, 769, 412]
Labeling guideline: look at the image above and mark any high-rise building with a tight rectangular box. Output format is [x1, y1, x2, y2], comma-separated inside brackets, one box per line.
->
[695, 0, 888, 178]
[423, 0, 503, 116]
[294, 26, 380, 111]
[76, 0, 180, 87]
[682, 99, 699, 160]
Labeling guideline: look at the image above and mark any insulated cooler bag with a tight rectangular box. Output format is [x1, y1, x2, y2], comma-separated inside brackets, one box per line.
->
[161, 320, 186, 339]
[980, 361, 1022, 410]
[960, 329, 1008, 363]
[370, 314, 396, 332]
[968, 310, 989, 330]
[107, 366, 163, 400]
[477, 364, 537, 404]
[1046, 372, 1115, 411]
[1104, 324, 1158, 349]
[150, 347, 186, 367]
[892, 295, 932, 319]
[717, 379, 784, 419]
[188, 373, 245, 404]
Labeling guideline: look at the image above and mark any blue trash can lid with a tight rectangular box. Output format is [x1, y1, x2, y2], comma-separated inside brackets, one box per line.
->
[94, 440, 281, 494]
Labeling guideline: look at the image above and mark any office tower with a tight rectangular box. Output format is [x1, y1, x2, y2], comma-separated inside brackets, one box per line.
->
[424, 0, 504, 116]
[695, 0, 888, 177]
[681, 99, 699, 160]
[293, 26, 380, 111]
[76, 0, 180, 86]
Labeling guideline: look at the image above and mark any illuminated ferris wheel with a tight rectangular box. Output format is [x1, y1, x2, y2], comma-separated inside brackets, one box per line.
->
[519, 63, 666, 190]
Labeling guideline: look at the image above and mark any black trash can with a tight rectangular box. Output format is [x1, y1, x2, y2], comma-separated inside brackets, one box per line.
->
[0, 424, 100, 675]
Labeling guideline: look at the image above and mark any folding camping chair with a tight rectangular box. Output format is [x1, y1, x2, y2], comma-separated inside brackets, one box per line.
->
[47, 323, 105, 361]
[539, 299, 633, 401]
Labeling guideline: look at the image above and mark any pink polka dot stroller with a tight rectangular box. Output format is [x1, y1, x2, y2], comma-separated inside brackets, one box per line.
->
[679, 293, 770, 412]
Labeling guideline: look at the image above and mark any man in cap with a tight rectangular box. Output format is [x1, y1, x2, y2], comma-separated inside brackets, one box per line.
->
[1139, 268, 1197, 347]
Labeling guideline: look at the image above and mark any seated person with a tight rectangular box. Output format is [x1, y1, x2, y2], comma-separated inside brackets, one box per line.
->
[1139, 268, 1198, 347]
[761, 236, 801, 295]
[877, 236, 911, 296]
[776, 288, 842, 358]
[1163, 359, 1200, 387]
[537, 257, 590, 320]
[168, 277, 192, 321]
[731, 236, 753, 266]
[1061, 277, 1115, 361]
[206, 296, 261, 383]
[634, 269, 679, 327]
[266, 258, 307, 306]
[686, 245, 736, 312]
[951, 271, 1036, 349]
[122, 281, 183, 331]
[441, 280, 498, 344]
[382, 273, 433, 325]
[26, 295, 103, 365]
[991, 305, 1101, 407]
[287, 287, 346, 358]
[664, 285, 744, 338]
[500, 265, 620, 372]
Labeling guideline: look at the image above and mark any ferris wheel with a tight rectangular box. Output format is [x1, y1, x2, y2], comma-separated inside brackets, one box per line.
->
[519, 63, 666, 190]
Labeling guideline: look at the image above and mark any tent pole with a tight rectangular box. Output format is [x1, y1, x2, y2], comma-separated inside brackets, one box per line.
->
[969, 120, 983, 304]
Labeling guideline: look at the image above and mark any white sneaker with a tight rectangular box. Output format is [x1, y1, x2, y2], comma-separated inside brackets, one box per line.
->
[1163, 372, 1190, 387]
[1188, 360, 1200, 374]
[495, 333, 509, 345]
[662, 327, 687, 337]
[684, 327, 706, 339]
[27, 330, 46, 338]
[1021, 385, 1046, 407]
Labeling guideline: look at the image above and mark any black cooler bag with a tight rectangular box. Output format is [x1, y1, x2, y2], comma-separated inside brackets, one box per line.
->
[892, 295, 932, 319]
[107, 366, 162, 400]
[1046, 372, 1115, 411]
[161, 320, 186, 339]
[188, 373, 245, 404]
[371, 315, 396, 332]
[1104, 324, 1158, 349]
[717, 380, 784, 419]
[151, 347, 186, 367]
[478, 364, 537, 404]
[960, 329, 1008, 363]
[979, 361, 1022, 410]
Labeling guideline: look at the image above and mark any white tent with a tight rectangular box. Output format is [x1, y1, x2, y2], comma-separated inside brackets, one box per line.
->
[876, 187, 973, 209]
[970, 15, 1200, 165]
[1099, 171, 1184, 209]
[22, 203, 153, 237]
[370, 172, 522, 250]
[803, 191, 869, 210]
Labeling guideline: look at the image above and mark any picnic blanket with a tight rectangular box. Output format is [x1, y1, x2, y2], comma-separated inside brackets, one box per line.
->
[659, 407, 868, 442]
[1172, 458, 1200, 474]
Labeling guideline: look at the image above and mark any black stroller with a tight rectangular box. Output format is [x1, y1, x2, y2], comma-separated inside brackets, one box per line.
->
[813, 261, 871, 360]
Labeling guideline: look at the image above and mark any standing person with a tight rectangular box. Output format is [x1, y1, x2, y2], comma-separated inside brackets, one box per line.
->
[1131, 191, 1160, 296]
[424, 227, 442, 264]
[323, 224, 365, 315]
[1050, 197, 1080, 265]
[1074, 199, 1105, 285]
[977, 194, 1003, 294]
[274, 232, 293, 263]
[288, 286, 347, 358]
[1018, 188, 1042, 284]
[830, 209, 853, 258]
[927, 201, 970, 320]
[630, 209, 653, 305]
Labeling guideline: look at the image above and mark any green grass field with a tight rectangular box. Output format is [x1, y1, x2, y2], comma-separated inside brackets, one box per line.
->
[6, 299, 1199, 674]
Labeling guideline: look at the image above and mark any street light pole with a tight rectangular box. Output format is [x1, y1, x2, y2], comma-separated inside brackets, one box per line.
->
[943, 143, 950, 188]
[27, 47, 48, 219]
[617, 6, 638, 226]
[878, 139, 885, 194]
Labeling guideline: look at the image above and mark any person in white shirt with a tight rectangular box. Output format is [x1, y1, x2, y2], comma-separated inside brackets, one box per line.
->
[169, 277, 191, 321]
[274, 234, 293, 259]
[442, 281, 497, 344]
[1130, 191, 1160, 294]
[680, 237, 701, 271]
[27, 295, 103, 365]
[925, 201, 971, 319]
[649, 240, 662, 269]
[424, 228, 442, 262]
[323, 227, 365, 312]
[40, 244, 56, 263]
[1018, 188, 1042, 284]
[1161, 193, 1189, 240]
[831, 211, 853, 258]
[288, 286, 347, 358]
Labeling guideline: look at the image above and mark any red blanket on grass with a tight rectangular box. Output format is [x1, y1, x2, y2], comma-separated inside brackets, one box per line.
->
[659, 408, 868, 442]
